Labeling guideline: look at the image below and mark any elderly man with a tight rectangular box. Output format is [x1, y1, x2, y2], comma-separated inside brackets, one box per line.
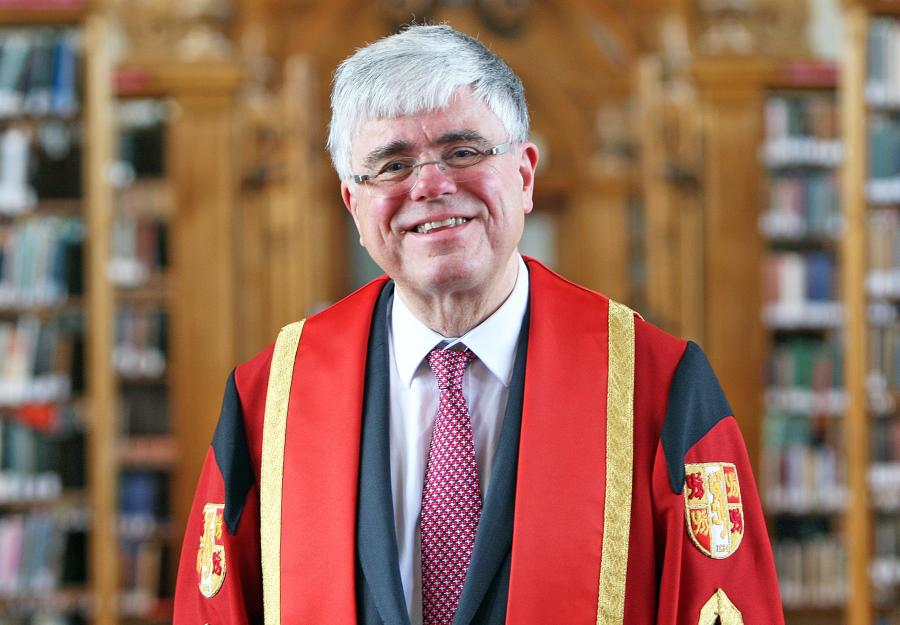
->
[174, 24, 783, 625]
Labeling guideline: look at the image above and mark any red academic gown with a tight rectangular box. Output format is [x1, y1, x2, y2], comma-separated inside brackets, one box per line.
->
[173, 257, 785, 625]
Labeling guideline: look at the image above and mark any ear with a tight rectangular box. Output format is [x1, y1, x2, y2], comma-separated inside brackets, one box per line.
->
[518, 142, 539, 214]
[341, 180, 365, 246]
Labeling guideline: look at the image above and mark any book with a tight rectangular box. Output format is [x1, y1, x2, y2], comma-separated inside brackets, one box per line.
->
[0, 28, 80, 119]
[0, 216, 85, 309]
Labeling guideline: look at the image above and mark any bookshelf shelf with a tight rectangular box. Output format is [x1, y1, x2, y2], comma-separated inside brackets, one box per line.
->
[763, 302, 844, 329]
[0, 7, 87, 27]
[765, 387, 846, 416]
[0, 587, 91, 611]
[117, 435, 177, 470]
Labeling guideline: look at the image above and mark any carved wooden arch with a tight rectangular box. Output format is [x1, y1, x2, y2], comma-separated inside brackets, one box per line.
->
[275, 0, 639, 185]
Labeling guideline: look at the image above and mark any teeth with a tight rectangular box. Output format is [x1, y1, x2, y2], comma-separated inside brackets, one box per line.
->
[415, 217, 468, 234]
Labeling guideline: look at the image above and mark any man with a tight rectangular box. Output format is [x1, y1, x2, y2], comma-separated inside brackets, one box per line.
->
[174, 24, 784, 625]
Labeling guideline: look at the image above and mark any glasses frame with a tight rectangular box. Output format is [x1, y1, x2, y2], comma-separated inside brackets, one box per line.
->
[350, 142, 512, 189]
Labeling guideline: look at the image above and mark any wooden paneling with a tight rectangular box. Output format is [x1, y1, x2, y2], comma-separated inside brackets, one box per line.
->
[162, 62, 243, 543]
[693, 57, 773, 471]
[558, 175, 632, 303]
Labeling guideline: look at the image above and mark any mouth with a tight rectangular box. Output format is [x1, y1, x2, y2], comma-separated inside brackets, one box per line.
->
[411, 216, 470, 234]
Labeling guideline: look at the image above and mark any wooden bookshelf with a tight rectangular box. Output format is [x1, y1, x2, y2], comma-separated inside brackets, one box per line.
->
[0, 7, 117, 625]
[759, 60, 845, 624]
[841, 2, 900, 624]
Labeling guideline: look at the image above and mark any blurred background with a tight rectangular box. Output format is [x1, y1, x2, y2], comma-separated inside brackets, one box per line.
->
[0, 0, 894, 623]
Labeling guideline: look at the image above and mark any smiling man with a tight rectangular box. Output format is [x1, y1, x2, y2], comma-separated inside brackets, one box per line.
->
[173, 24, 784, 625]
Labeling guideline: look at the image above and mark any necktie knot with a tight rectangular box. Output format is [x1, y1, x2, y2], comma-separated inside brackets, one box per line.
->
[427, 348, 476, 391]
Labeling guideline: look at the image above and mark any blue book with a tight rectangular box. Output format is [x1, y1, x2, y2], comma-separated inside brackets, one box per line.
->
[50, 31, 78, 116]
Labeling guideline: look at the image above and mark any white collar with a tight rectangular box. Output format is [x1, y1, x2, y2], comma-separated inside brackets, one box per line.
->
[391, 255, 529, 388]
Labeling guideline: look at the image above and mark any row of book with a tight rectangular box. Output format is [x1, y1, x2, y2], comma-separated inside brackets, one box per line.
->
[117, 99, 168, 179]
[871, 325, 900, 392]
[0, 120, 84, 217]
[762, 415, 845, 513]
[33, 119, 82, 199]
[869, 208, 900, 301]
[119, 470, 168, 523]
[767, 337, 842, 392]
[870, 461, 900, 510]
[0, 314, 81, 407]
[1, 416, 84, 499]
[119, 469, 171, 618]
[868, 114, 900, 186]
[0, 509, 88, 598]
[765, 95, 838, 143]
[0, 217, 83, 309]
[764, 251, 837, 308]
[121, 382, 168, 437]
[109, 215, 168, 288]
[761, 171, 841, 241]
[0, 28, 79, 120]
[867, 17, 900, 108]
[114, 307, 166, 380]
[774, 535, 846, 608]
[120, 537, 170, 618]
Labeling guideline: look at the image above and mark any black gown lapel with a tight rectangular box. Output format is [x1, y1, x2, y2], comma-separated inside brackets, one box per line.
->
[356, 281, 412, 625]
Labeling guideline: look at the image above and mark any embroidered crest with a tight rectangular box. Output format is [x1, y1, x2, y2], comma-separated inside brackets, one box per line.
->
[684, 462, 744, 559]
[196, 503, 226, 597]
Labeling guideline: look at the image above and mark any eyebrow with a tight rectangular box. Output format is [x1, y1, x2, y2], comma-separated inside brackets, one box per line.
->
[363, 140, 413, 170]
[361, 129, 492, 170]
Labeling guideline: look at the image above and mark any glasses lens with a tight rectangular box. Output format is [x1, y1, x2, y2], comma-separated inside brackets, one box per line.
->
[363, 159, 496, 199]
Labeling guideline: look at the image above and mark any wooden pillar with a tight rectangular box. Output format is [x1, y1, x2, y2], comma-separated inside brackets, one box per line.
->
[559, 174, 631, 304]
[159, 62, 243, 541]
[841, 5, 872, 625]
[84, 13, 118, 625]
[637, 56, 706, 342]
[638, 57, 682, 333]
[692, 58, 771, 471]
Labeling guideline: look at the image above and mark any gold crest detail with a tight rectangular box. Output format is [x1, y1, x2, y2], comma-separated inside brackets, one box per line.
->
[196, 503, 226, 598]
[684, 462, 744, 559]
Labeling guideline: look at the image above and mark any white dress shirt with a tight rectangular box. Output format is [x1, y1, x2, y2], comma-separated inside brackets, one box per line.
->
[387, 254, 529, 625]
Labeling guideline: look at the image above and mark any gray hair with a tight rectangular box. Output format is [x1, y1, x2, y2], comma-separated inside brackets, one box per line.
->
[327, 24, 529, 180]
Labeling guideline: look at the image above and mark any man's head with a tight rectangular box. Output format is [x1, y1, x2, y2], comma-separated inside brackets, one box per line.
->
[328, 24, 530, 181]
[331, 25, 539, 317]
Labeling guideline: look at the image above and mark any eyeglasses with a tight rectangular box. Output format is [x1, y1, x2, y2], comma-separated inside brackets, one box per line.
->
[351, 142, 511, 198]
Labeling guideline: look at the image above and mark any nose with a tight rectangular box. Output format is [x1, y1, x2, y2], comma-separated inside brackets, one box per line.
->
[409, 161, 457, 201]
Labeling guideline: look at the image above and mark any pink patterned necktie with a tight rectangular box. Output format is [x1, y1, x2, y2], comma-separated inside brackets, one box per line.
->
[421, 347, 481, 625]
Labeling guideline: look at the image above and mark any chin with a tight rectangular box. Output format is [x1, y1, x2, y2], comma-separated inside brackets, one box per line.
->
[410, 259, 484, 294]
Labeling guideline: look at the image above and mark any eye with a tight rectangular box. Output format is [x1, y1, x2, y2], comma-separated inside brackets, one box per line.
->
[444, 146, 484, 167]
[447, 147, 480, 159]
[374, 160, 414, 181]
[377, 159, 414, 178]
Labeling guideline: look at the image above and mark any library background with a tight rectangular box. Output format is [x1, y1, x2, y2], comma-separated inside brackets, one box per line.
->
[1, 0, 899, 623]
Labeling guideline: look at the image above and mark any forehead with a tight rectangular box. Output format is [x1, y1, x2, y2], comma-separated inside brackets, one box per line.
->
[350, 90, 506, 161]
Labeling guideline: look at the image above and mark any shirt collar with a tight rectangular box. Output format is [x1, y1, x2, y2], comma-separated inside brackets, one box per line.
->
[391, 254, 529, 388]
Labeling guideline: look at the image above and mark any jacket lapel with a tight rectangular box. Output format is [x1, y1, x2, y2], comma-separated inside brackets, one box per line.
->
[505, 259, 610, 623]
[356, 282, 412, 625]
[453, 304, 530, 625]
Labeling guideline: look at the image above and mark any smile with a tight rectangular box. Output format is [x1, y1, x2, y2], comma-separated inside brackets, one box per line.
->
[414, 217, 469, 234]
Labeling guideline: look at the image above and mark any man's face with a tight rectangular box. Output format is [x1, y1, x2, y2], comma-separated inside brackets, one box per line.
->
[341, 88, 539, 301]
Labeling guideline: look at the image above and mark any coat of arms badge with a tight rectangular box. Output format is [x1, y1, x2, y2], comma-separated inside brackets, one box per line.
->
[684, 462, 744, 559]
[197, 503, 226, 598]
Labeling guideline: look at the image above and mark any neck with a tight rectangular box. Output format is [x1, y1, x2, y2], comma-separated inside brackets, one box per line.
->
[396, 255, 520, 337]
